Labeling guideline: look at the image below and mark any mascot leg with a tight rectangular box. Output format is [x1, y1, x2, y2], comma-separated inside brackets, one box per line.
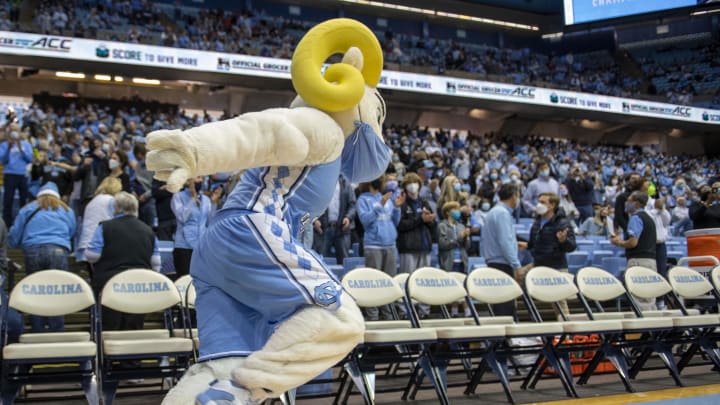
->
[161, 357, 244, 405]
[187, 296, 365, 404]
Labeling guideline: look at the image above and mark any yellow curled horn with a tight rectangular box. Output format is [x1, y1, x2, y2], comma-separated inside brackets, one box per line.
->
[291, 18, 383, 112]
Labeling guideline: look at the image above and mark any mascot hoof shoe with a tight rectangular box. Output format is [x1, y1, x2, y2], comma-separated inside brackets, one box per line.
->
[195, 379, 256, 405]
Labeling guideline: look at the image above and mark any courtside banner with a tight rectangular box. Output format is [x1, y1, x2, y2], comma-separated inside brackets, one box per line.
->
[1, 31, 718, 125]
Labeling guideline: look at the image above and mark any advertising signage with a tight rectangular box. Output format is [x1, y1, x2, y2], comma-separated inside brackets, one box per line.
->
[1, 31, 718, 125]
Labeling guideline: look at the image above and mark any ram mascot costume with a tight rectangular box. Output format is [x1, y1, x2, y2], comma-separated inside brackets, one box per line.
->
[146, 19, 389, 404]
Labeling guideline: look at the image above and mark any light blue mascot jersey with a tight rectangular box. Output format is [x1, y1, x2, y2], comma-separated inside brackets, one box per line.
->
[191, 121, 390, 361]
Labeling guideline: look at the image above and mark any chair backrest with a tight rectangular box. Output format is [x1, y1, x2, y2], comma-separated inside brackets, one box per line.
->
[101, 269, 181, 314]
[449, 272, 467, 303]
[576, 267, 627, 301]
[466, 267, 524, 304]
[602, 257, 628, 277]
[174, 275, 193, 307]
[567, 251, 589, 266]
[668, 266, 714, 299]
[343, 257, 366, 272]
[525, 266, 578, 303]
[624, 266, 672, 300]
[9, 270, 95, 316]
[406, 267, 466, 306]
[712, 266, 720, 291]
[186, 282, 196, 309]
[342, 267, 404, 308]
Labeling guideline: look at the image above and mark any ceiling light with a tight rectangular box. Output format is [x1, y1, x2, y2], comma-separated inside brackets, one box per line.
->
[55, 71, 85, 79]
[114, 76, 124, 82]
[132, 77, 161, 85]
[691, 8, 720, 16]
[94, 74, 112, 81]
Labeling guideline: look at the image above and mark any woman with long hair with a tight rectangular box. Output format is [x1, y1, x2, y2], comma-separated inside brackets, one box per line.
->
[437, 174, 462, 219]
[8, 182, 76, 332]
[108, 150, 131, 192]
[77, 176, 122, 262]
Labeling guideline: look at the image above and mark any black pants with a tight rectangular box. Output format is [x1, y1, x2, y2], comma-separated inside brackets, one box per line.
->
[487, 262, 518, 321]
[173, 248, 193, 277]
[102, 308, 145, 331]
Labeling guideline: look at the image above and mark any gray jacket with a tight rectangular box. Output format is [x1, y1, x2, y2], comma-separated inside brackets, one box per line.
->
[437, 219, 470, 272]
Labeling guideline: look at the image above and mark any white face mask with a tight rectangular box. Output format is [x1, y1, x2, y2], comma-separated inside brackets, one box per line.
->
[536, 203, 549, 216]
[405, 183, 419, 195]
[109, 159, 120, 170]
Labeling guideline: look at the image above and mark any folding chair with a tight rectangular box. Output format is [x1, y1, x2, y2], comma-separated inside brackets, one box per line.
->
[601, 257, 627, 278]
[1, 270, 99, 404]
[663, 266, 720, 373]
[468, 256, 486, 271]
[340, 267, 440, 405]
[98, 269, 194, 404]
[404, 267, 506, 404]
[591, 250, 614, 267]
[172, 276, 199, 356]
[567, 251, 590, 275]
[343, 257, 366, 274]
[463, 267, 575, 400]
[524, 267, 631, 394]
[574, 266, 680, 386]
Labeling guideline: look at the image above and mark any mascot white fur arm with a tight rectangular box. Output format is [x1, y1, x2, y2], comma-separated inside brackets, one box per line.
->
[147, 107, 344, 192]
[149, 19, 390, 405]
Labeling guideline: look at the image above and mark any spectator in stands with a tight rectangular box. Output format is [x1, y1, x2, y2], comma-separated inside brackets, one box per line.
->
[522, 160, 559, 215]
[1, 125, 34, 226]
[558, 184, 580, 227]
[614, 172, 642, 235]
[528, 192, 576, 316]
[689, 183, 720, 229]
[605, 175, 621, 206]
[0, 218, 23, 344]
[577, 204, 611, 236]
[171, 177, 212, 278]
[152, 179, 176, 241]
[314, 175, 356, 265]
[646, 195, 671, 309]
[8, 182, 76, 332]
[611, 191, 657, 311]
[482, 183, 522, 320]
[671, 196, 692, 236]
[437, 175, 463, 219]
[565, 165, 596, 224]
[30, 150, 74, 200]
[131, 143, 156, 227]
[77, 177, 122, 263]
[438, 201, 471, 317]
[397, 172, 436, 275]
[107, 150, 131, 192]
[85, 192, 160, 330]
[74, 145, 110, 213]
[357, 175, 403, 321]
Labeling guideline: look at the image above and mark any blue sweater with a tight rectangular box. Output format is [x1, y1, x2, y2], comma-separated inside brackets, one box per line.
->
[8, 201, 76, 250]
[171, 188, 212, 249]
[357, 192, 400, 248]
[0, 140, 34, 175]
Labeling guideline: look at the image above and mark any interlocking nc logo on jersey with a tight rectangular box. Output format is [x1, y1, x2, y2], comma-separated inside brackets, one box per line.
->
[314, 281, 339, 306]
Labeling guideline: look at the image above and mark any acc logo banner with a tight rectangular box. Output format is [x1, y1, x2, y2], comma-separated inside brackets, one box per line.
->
[0, 36, 71, 52]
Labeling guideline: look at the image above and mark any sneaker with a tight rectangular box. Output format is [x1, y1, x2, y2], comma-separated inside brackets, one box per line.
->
[196, 379, 256, 405]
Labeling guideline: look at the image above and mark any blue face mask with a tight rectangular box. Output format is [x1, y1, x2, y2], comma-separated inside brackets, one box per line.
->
[451, 211, 462, 221]
[490, 173, 498, 180]
[453, 183, 461, 192]
[481, 202, 491, 211]
[341, 121, 392, 184]
[385, 180, 398, 193]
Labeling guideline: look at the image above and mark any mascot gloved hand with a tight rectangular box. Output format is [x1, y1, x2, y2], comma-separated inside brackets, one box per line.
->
[148, 19, 390, 405]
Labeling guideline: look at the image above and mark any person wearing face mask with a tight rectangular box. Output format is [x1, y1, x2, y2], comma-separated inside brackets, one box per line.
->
[438, 201, 472, 317]
[671, 197, 692, 236]
[605, 175, 621, 206]
[522, 160, 560, 217]
[558, 184, 579, 228]
[527, 192, 576, 317]
[613, 172, 642, 236]
[357, 174, 404, 321]
[578, 204, 611, 236]
[0, 126, 34, 226]
[611, 191, 657, 311]
[437, 175, 463, 220]
[563, 165, 595, 224]
[313, 174, 356, 266]
[172, 177, 212, 278]
[482, 183, 523, 319]
[452, 150, 471, 182]
[396, 172, 436, 318]
[107, 150, 131, 193]
[689, 182, 720, 229]
[74, 139, 111, 213]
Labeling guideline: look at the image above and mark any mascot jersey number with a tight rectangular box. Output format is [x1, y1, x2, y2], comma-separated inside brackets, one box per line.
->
[146, 19, 391, 405]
